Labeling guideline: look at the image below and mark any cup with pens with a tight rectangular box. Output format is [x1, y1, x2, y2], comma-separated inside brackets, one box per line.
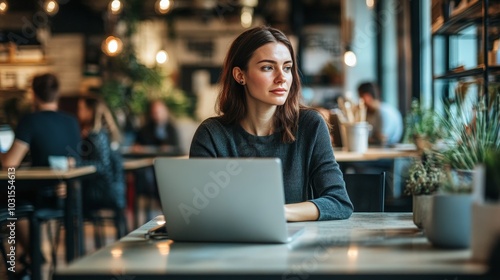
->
[336, 97, 371, 153]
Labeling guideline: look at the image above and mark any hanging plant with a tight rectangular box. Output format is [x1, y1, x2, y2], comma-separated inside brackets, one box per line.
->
[99, 0, 194, 119]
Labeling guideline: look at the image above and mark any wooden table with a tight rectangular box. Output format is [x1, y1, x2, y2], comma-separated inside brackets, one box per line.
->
[121, 146, 183, 158]
[333, 147, 419, 162]
[0, 166, 96, 264]
[54, 213, 487, 280]
[123, 157, 155, 171]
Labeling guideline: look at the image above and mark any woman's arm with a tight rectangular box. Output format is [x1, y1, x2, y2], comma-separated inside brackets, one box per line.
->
[307, 111, 353, 220]
[285, 201, 319, 221]
[1, 140, 29, 169]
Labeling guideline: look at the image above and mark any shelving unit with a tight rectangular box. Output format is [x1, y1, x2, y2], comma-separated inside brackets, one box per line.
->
[431, 0, 500, 108]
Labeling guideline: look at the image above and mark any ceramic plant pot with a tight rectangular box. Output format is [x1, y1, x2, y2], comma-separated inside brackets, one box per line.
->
[412, 195, 432, 229]
[471, 202, 500, 262]
[424, 194, 473, 249]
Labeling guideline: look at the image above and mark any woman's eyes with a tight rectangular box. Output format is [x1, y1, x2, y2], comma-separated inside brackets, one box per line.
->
[261, 65, 293, 71]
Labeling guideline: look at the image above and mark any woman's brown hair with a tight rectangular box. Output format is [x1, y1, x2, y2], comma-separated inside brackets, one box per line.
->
[217, 26, 303, 143]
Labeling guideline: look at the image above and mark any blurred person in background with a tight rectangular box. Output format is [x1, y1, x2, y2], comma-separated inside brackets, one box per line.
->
[0, 73, 81, 278]
[77, 97, 126, 237]
[132, 100, 182, 222]
[134, 99, 181, 154]
[357, 82, 403, 146]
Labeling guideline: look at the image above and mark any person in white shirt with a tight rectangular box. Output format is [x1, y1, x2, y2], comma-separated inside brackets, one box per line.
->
[357, 82, 403, 146]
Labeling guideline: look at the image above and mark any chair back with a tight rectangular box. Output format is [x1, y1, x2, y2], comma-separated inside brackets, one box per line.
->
[343, 172, 386, 212]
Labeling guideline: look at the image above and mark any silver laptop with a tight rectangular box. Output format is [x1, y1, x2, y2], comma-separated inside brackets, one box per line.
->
[153, 158, 303, 243]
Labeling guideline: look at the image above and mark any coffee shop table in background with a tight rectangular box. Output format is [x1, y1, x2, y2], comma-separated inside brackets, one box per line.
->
[333, 146, 419, 162]
[0, 166, 96, 263]
[334, 146, 419, 211]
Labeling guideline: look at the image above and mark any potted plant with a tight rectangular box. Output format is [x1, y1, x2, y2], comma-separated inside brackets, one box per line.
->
[403, 99, 444, 152]
[471, 148, 500, 261]
[404, 151, 444, 229]
[424, 90, 500, 248]
[440, 97, 500, 173]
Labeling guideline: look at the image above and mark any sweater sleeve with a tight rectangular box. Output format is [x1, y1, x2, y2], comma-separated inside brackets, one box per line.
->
[306, 112, 353, 220]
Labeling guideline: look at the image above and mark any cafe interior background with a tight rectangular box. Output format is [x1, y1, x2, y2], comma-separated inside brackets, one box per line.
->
[2, 0, 499, 206]
[2, 0, 500, 279]
[0, 0, 431, 135]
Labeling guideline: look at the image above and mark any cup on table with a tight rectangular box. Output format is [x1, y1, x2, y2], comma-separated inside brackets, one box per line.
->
[342, 122, 371, 153]
[48, 156, 69, 171]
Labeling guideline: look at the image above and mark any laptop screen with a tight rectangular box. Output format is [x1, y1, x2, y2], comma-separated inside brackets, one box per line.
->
[0, 125, 15, 153]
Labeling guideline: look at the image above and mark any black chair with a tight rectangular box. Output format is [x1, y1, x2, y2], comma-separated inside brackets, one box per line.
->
[0, 203, 42, 280]
[87, 208, 127, 249]
[343, 172, 386, 212]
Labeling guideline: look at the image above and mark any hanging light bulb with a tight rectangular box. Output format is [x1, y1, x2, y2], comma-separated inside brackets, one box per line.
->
[240, 6, 253, 28]
[344, 49, 357, 67]
[156, 50, 169, 64]
[102, 36, 123, 57]
[155, 0, 173, 15]
[109, 0, 123, 15]
[0, 0, 8, 15]
[44, 0, 59, 16]
[366, 0, 375, 9]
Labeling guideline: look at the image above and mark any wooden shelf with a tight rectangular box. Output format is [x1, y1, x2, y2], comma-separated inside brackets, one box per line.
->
[0, 89, 26, 93]
[434, 65, 500, 80]
[432, 0, 500, 35]
[0, 60, 50, 66]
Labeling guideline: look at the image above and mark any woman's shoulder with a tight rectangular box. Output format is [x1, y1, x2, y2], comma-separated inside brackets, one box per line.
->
[299, 108, 326, 124]
[197, 116, 229, 132]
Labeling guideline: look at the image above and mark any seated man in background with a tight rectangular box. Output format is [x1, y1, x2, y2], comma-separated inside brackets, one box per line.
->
[0, 73, 82, 277]
[357, 82, 403, 146]
[2, 73, 81, 168]
[134, 99, 181, 155]
[132, 100, 182, 222]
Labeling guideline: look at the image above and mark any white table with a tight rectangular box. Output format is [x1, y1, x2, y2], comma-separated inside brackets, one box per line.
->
[54, 213, 487, 279]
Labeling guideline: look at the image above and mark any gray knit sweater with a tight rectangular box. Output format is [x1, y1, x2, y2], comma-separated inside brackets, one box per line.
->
[189, 109, 353, 220]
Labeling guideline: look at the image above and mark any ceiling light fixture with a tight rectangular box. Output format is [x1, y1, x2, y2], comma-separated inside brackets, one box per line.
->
[156, 50, 169, 64]
[344, 47, 357, 67]
[240, 6, 253, 28]
[0, 0, 8, 15]
[155, 0, 174, 15]
[109, 0, 123, 15]
[44, 0, 59, 16]
[102, 36, 123, 57]
[366, 0, 375, 9]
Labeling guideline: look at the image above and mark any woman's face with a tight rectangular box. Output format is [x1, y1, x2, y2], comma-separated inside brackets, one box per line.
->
[77, 99, 93, 124]
[238, 42, 293, 108]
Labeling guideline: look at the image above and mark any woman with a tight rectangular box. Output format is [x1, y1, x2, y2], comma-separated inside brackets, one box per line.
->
[77, 97, 126, 236]
[189, 26, 353, 221]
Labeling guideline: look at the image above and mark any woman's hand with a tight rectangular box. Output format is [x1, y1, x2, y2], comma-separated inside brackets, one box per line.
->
[284, 202, 319, 222]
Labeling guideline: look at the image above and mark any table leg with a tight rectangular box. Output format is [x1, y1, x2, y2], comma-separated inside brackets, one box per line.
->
[65, 179, 74, 263]
[30, 210, 41, 280]
[65, 179, 84, 262]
